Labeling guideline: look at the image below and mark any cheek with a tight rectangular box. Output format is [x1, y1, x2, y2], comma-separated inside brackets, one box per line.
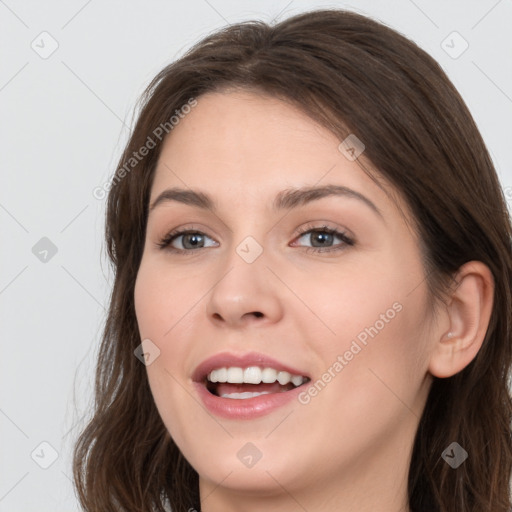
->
[134, 259, 202, 341]
[285, 257, 415, 353]
[313, 284, 431, 432]
[134, 263, 202, 450]
[134, 262, 195, 409]
[294, 252, 431, 409]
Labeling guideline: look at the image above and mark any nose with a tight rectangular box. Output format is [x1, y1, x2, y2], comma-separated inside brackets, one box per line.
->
[204, 245, 284, 329]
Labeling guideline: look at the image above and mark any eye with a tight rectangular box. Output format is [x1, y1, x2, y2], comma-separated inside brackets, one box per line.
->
[156, 229, 218, 253]
[291, 224, 354, 253]
[156, 224, 354, 255]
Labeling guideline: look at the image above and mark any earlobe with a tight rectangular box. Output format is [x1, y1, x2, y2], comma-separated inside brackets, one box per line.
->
[428, 261, 494, 379]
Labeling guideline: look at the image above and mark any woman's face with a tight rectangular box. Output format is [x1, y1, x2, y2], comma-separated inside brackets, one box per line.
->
[134, 90, 437, 508]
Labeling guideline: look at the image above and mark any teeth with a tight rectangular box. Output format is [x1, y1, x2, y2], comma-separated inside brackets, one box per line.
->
[207, 366, 306, 386]
[216, 367, 227, 382]
[291, 375, 304, 387]
[221, 391, 272, 399]
[277, 371, 291, 385]
[226, 367, 244, 383]
[243, 366, 262, 384]
[261, 368, 277, 383]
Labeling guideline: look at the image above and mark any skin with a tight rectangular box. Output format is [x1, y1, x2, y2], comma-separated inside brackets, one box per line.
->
[134, 90, 494, 512]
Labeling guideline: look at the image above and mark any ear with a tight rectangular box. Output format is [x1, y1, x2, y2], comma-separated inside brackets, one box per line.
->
[428, 261, 494, 378]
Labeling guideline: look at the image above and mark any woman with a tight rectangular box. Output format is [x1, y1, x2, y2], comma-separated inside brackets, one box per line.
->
[73, 8, 512, 512]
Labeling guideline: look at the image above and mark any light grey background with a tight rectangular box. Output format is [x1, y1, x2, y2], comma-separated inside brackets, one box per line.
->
[1, 0, 511, 510]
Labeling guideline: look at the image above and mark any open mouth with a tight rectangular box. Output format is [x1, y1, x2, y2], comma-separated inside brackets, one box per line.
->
[204, 366, 310, 399]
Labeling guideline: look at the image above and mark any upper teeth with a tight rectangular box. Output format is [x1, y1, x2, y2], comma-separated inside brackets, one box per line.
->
[207, 366, 305, 387]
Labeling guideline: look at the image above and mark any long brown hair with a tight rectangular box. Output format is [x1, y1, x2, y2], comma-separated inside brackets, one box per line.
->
[73, 8, 512, 511]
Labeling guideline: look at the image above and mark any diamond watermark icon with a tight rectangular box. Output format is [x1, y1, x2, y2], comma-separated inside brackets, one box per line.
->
[237, 442, 263, 468]
[134, 338, 161, 366]
[31, 31, 59, 59]
[236, 236, 263, 264]
[32, 237, 58, 263]
[31, 441, 59, 469]
[441, 441, 468, 468]
[338, 134, 365, 161]
[441, 31, 469, 59]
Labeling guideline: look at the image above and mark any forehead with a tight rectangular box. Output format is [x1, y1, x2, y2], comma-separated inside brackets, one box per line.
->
[159, 90, 337, 165]
[150, 90, 406, 224]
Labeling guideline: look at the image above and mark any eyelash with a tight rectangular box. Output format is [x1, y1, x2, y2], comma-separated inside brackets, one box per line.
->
[156, 224, 354, 255]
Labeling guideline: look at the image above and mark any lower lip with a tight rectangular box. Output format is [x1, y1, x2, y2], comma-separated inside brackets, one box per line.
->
[193, 382, 304, 419]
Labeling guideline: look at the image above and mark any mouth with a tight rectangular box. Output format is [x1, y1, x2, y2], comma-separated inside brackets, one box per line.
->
[204, 366, 311, 399]
[192, 352, 312, 415]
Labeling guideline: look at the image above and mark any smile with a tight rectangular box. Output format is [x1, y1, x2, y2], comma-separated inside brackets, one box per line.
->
[207, 366, 308, 399]
[193, 352, 311, 419]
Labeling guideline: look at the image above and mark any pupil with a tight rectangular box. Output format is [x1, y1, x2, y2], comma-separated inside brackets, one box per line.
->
[184, 234, 203, 249]
[312, 232, 332, 247]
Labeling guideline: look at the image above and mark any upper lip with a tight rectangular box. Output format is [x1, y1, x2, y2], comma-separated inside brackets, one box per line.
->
[192, 351, 310, 382]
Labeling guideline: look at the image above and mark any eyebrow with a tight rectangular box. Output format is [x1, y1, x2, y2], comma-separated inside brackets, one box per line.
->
[148, 184, 383, 219]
